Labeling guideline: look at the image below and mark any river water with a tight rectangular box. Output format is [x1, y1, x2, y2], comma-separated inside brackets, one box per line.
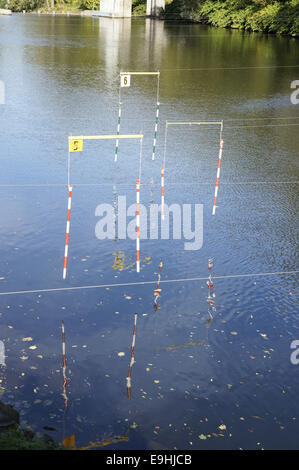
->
[0, 14, 298, 450]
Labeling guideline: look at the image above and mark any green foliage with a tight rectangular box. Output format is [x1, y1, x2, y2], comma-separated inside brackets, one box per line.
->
[79, 0, 100, 10]
[5, 0, 43, 11]
[0, 428, 62, 450]
[165, 0, 299, 35]
[132, 0, 146, 15]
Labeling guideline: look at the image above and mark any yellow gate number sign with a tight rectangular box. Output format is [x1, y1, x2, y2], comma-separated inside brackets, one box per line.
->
[69, 139, 83, 152]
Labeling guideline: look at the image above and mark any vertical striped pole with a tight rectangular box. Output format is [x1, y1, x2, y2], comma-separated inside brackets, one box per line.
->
[126, 313, 138, 399]
[61, 320, 68, 409]
[152, 101, 160, 160]
[63, 185, 73, 280]
[114, 101, 122, 162]
[212, 138, 224, 215]
[136, 180, 140, 273]
[161, 166, 165, 221]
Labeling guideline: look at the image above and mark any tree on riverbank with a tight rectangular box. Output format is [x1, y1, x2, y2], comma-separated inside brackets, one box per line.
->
[164, 0, 299, 36]
[0, 0, 100, 12]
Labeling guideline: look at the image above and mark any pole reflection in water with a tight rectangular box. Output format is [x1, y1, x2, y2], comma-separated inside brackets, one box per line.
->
[206, 258, 216, 328]
[113, 183, 118, 242]
[154, 261, 163, 312]
[61, 320, 68, 410]
[126, 313, 138, 399]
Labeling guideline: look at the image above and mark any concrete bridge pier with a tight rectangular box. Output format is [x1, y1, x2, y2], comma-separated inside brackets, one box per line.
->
[98, 0, 165, 18]
[146, 0, 165, 17]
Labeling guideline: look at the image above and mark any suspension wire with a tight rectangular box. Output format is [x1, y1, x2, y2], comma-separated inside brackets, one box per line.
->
[0, 270, 297, 297]
[160, 65, 299, 72]
[0, 181, 297, 188]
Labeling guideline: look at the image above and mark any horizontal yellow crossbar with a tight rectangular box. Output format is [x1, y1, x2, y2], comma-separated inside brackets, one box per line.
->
[120, 72, 160, 76]
[69, 134, 143, 140]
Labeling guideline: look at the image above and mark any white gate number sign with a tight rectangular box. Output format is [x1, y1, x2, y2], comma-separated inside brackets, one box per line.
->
[121, 74, 131, 88]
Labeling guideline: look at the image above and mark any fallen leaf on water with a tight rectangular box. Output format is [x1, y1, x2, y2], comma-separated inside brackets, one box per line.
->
[62, 434, 76, 449]
[218, 424, 226, 430]
[199, 434, 207, 440]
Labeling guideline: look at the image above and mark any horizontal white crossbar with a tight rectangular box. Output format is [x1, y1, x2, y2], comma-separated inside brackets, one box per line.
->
[120, 72, 160, 76]
[69, 134, 143, 140]
[166, 121, 223, 126]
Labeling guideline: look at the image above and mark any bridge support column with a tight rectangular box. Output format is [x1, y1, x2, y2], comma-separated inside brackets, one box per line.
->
[100, 0, 132, 18]
[146, 0, 165, 17]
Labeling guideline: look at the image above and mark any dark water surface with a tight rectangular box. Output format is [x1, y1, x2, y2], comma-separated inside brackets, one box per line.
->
[0, 14, 298, 450]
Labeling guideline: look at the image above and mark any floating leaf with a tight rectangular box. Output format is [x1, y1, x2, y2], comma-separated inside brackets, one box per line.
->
[62, 434, 76, 449]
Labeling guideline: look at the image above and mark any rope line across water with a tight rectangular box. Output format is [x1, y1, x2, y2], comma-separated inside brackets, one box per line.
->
[0, 270, 297, 296]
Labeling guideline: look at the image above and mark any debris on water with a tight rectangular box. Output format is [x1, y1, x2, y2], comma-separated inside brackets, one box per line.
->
[62, 434, 76, 449]
[22, 337, 33, 342]
[43, 426, 58, 432]
[159, 340, 204, 352]
[117, 352, 125, 357]
[218, 424, 226, 430]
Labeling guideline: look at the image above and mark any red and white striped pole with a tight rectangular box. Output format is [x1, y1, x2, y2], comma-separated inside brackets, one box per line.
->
[161, 166, 165, 221]
[126, 313, 138, 398]
[61, 320, 68, 409]
[63, 185, 73, 280]
[212, 139, 224, 215]
[136, 180, 140, 273]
